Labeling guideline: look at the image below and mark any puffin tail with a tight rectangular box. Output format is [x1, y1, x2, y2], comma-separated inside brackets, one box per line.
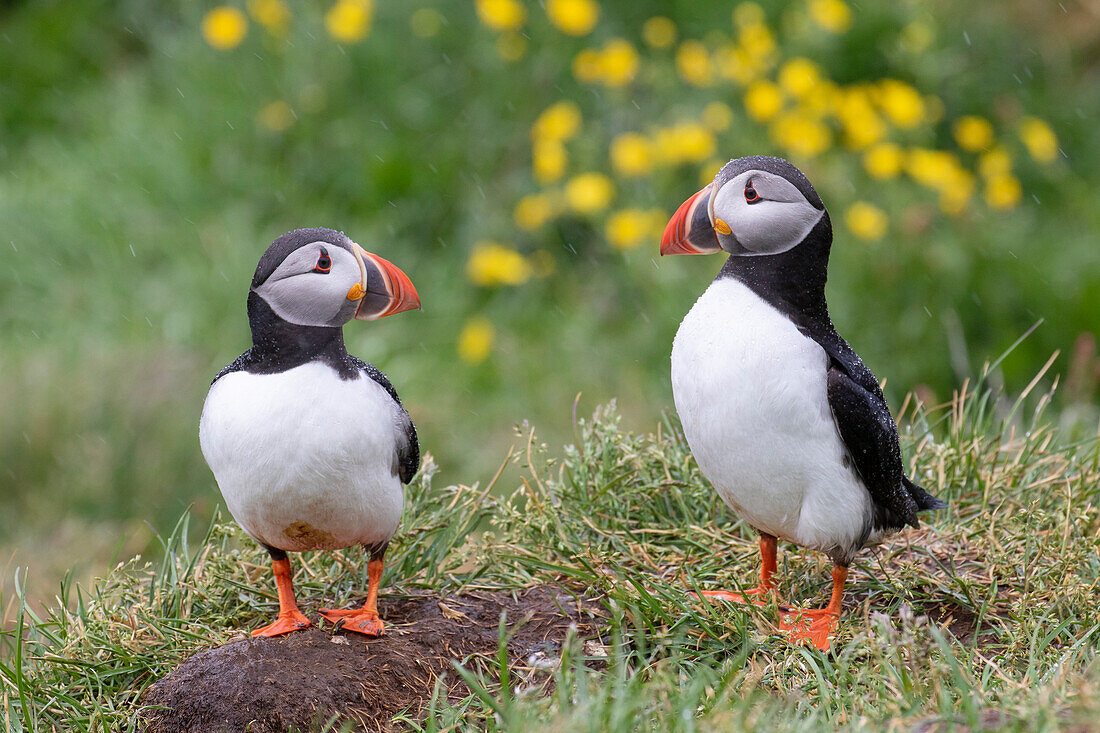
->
[904, 476, 948, 512]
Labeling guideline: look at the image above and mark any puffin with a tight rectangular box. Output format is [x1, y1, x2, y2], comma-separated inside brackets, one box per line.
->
[661, 156, 945, 650]
[199, 227, 421, 637]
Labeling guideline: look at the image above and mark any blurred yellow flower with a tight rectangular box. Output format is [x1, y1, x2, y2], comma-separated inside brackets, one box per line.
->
[737, 21, 776, 59]
[862, 143, 904, 179]
[732, 2, 765, 27]
[533, 140, 567, 183]
[744, 80, 784, 122]
[770, 113, 831, 158]
[410, 8, 443, 37]
[877, 80, 924, 129]
[978, 146, 1012, 179]
[496, 32, 527, 61]
[938, 169, 975, 216]
[533, 101, 582, 142]
[906, 148, 961, 189]
[606, 209, 665, 250]
[953, 116, 994, 152]
[514, 193, 557, 231]
[598, 39, 639, 86]
[642, 17, 677, 48]
[715, 44, 763, 85]
[247, 0, 289, 34]
[572, 49, 602, 83]
[702, 102, 734, 132]
[809, 0, 852, 33]
[676, 40, 712, 87]
[899, 21, 933, 53]
[845, 202, 888, 240]
[984, 174, 1022, 210]
[778, 57, 821, 97]
[467, 242, 533, 286]
[257, 100, 294, 132]
[457, 317, 495, 365]
[546, 0, 599, 36]
[699, 158, 725, 186]
[841, 110, 885, 150]
[325, 0, 373, 43]
[565, 172, 615, 214]
[1018, 117, 1058, 162]
[476, 0, 525, 31]
[202, 6, 248, 50]
[610, 133, 653, 177]
[655, 123, 716, 164]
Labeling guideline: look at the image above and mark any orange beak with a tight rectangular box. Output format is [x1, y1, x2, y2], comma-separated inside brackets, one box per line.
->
[660, 184, 722, 256]
[353, 248, 421, 321]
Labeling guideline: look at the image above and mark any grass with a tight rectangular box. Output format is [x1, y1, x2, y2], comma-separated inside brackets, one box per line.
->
[2, 367, 1097, 730]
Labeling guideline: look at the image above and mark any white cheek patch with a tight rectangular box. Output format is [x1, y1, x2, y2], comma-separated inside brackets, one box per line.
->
[712, 170, 825, 256]
[254, 245, 363, 327]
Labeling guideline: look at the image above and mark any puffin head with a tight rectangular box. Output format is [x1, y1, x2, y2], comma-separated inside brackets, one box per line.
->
[251, 227, 420, 328]
[661, 156, 828, 257]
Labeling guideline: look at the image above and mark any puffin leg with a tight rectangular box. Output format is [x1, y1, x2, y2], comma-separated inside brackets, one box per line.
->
[695, 533, 778, 607]
[252, 550, 311, 637]
[778, 564, 847, 650]
[319, 553, 386, 637]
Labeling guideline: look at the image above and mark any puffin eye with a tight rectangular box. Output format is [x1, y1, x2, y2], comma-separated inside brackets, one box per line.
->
[744, 185, 761, 203]
[314, 246, 332, 274]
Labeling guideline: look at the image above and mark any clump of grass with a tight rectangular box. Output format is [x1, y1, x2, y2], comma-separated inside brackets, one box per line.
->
[2, 375, 1098, 730]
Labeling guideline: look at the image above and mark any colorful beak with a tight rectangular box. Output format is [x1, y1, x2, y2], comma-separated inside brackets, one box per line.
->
[660, 184, 722, 256]
[352, 247, 421, 321]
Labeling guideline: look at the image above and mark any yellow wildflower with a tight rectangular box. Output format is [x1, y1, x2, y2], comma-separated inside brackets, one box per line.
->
[841, 110, 885, 150]
[702, 102, 734, 132]
[410, 8, 443, 37]
[533, 140, 567, 183]
[676, 40, 712, 87]
[778, 57, 821, 97]
[978, 146, 1012, 179]
[202, 6, 248, 50]
[877, 80, 924, 129]
[496, 32, 527, 61]
[247, 0, 289, 34]
[598, 39, 639, 86]
[938, 169, 975, 216]
[457, 317, 495, 365]
[546, 0, 599, 36]
[809, 0, 852, 33]
[642, 17, 677, 48]
[606, 209, 665, 251]
[1018, 117, 1058, 162]
[325, 0, 373, 43]
[655, 123, 716, 164]
[467, 242, 533, 286]
[769, 113, 831, 158]
[476, 0, 525, 31]
[744, 80, 784, 122]
[533, 101, 581, 142]
[906, 148, 961, 189]
[572, 49, 602, 83]
[953, 116, 994, 152]
[513, 193, 557, 231]
[737, 21, 776, 58]
[565, 172, 615, 214]
[732, 2, 765, 27]
[862, 143, 904, 179]
[845, 202, 888, 241]
[257, 100, 294, 132]
[984, 174, 1022, 210]
[899, 22, 933, 53]
[610, 133, 653, 177]
[715, 44, 763, 85]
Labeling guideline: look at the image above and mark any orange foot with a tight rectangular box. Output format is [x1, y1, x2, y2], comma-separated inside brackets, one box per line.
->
[252, 609, 311, 637]
[778, 607, 839, 651]
[319, 608, 385, 636]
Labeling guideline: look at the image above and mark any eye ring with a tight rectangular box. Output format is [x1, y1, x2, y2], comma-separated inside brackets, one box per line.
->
[314, 246, 332, 274]
[744, 185, 761, 204]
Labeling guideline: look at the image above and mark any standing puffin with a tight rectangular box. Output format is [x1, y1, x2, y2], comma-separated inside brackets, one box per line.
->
[661, 156, 945, 650]
[199, 228, 421, 638]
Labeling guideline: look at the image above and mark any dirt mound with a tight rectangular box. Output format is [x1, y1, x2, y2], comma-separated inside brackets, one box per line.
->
[140, 586, 600, 733]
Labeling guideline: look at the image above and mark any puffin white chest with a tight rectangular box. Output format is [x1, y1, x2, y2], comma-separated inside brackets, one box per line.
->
[670, 278, 872, 554]
[199, 360, 404, 552]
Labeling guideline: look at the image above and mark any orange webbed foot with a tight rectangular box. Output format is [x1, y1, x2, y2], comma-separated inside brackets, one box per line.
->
[319, 608, 385, 636]
[778, 607, 839, 650]
[252, 609, 311, 637]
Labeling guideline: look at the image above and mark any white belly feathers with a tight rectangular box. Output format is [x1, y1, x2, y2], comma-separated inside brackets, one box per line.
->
[199, 361, 404, 552]
[671, 278, 873, 557]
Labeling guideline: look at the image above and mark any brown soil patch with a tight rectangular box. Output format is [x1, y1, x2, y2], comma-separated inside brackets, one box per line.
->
[140, 586, 600, 733]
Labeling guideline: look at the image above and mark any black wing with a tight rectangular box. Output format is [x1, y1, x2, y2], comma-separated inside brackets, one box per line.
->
[349, 356, 420, 485]
[813, 329, 945, 530]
